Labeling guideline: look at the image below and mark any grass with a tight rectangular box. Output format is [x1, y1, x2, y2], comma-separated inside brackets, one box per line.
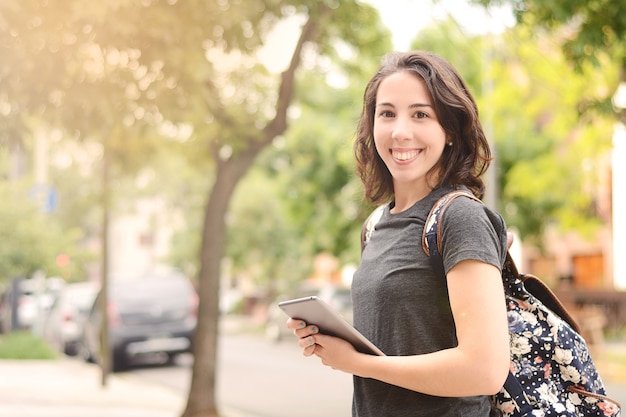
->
[0, 331, 58, 359]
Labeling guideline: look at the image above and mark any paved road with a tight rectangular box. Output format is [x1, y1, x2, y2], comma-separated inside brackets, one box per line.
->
[128, 319, 626, 416]
[131, 333, 354, 417]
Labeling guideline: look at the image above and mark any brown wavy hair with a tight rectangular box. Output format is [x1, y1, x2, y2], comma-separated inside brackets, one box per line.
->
[354, 51, 491, 204]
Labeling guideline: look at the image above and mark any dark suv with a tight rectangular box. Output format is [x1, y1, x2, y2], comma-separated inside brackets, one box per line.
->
[79, 268, 198, 372]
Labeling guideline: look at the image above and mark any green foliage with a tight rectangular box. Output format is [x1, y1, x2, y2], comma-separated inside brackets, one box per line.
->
[2, 0, 617, 287]
[148, 144, 214, 278]
[312, 1, 392, 79]
[408, 16, 617, 242]
[226, 169, 307, 292]
[487, 25, 616, 240]
[226, 53, 391, 289]
[471, 0, 626, 109]
[412, 16, 485, 93]
[170, 15, 391, 290]
[159, 2, 391, 292]
[0, 1, 389, 413]
[0, 331, 57, 359]
[0, 180, 91, 283]
[0, 0, 392, 282]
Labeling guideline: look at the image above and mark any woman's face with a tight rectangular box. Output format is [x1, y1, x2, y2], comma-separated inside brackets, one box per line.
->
[373, 70, 447, 196]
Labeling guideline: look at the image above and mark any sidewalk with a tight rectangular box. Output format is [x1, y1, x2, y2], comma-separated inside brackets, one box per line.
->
[0, 358, 184, 417]
[0, 316, 259, 417]
[0, 357, 254, 417]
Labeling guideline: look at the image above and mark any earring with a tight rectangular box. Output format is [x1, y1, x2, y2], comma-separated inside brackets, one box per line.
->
[447, 142, 453, 146]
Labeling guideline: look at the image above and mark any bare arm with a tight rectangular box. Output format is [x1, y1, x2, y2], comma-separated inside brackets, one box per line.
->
[289, 259, 510, 397]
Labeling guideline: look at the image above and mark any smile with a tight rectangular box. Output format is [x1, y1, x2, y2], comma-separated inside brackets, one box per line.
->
[392, 149, 421, 161]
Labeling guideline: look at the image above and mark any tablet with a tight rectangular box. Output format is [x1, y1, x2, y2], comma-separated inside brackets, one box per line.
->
[278, 296, 385, 356]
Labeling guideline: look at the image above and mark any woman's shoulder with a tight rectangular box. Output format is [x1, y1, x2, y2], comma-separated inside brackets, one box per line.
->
[443, 193, 507, 234]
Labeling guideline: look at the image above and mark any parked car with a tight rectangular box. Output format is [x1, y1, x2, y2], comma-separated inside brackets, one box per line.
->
[0, 277, 64, 333]
[265, 284, 353, 342]
[78, 268, 198, 372]
[43, 281, 100, 355]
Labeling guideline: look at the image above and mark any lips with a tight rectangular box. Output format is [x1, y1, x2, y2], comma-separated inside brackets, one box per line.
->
[391, 149, 421, 161]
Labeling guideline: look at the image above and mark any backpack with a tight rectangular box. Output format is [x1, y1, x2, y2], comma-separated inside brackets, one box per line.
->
[362, 190, 622, 417]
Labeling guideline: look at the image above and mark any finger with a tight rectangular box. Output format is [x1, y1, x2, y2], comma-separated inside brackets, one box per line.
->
[303, 342, 316, 357]
[294, 324, 319, 338]
[298, 336, 316, 349]
[286, 318, 307, 330]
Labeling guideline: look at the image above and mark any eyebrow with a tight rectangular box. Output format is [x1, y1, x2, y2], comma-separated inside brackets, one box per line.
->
[376, 102, 433, 109]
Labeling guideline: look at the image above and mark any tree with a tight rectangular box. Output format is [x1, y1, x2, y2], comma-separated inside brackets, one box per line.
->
[0, 180, 88, 283]
[409, 16, 616, 241]
[181, 4, 389, 415]
[485, 26, 616, 241]
[1, 1, 391, 415]
[258, 65, 382, 269]
[473, 0, 626, 123]
[467, 0, 626, 241]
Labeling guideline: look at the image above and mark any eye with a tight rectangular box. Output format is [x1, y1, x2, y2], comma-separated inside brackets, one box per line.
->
[378, 110, 395, 118]
[414, 111, 429, 119]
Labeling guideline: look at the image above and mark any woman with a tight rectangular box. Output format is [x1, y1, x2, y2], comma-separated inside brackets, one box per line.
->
[287, 51, 510, 416]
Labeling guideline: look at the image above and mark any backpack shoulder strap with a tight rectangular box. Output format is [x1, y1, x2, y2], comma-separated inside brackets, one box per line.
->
[422, 192, 534, 414]
[360, 205, 385, 253]
[422, 191, 583, 333]
[420, 191, 593, 414]
[422, 190, 480, 258]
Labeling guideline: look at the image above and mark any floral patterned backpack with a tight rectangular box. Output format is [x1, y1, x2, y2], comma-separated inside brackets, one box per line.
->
[421, 190, 621, 417]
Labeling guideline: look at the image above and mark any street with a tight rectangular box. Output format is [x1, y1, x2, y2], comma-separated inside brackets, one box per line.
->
[129, 332, 354, 417]
[118, 321, 626, 417]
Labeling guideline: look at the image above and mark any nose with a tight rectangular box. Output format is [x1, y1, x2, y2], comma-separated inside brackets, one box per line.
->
[391, 116, 411, 141]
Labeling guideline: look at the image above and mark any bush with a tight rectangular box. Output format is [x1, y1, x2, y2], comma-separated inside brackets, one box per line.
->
[0, 331, 57, 359]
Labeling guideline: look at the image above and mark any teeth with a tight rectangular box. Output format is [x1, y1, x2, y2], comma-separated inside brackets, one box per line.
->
[392, 150, 419, 161]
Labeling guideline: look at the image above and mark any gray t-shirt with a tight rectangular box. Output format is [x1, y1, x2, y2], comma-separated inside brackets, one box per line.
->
[351, 186, 508, 417]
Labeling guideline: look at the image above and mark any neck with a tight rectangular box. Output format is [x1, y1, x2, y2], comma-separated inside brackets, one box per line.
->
[390, 187, 433, 214]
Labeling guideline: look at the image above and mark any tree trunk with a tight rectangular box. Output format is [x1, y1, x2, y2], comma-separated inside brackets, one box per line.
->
[181, 152, 254, 417]
[180, 8, 326, 417]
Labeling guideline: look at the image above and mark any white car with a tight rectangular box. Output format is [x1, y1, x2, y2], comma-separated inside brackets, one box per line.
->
[0, 277, 63, 332]
[43, 282, 100, 355]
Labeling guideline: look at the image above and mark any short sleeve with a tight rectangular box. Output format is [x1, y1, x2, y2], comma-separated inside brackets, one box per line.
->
[439, 198, 508, 275]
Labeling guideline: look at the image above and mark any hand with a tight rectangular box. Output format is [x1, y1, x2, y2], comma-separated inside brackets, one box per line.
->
[286, 318, 362, 373]
[286, 317, 320, 356]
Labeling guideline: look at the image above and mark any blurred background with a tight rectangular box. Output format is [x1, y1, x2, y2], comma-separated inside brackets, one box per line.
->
[0, 0, 625, 416]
